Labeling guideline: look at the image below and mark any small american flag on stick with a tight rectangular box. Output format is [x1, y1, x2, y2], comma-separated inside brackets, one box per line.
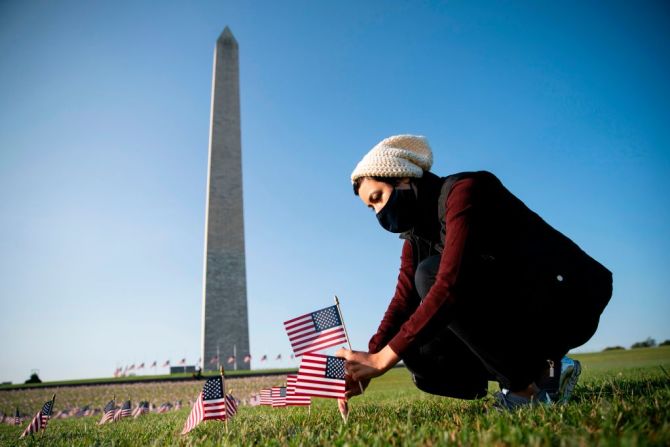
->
[295, 353, 346, 399]
[225, 394, 238, 417]
[113, 400, 132, 421]
[98, 398, 116, 425]
[181, 375, 228, 435]
[19, 396, 54, 438]
[132, 401, 149, 418]
[271, 387, 287, 407]
[284, 305, 348, 357]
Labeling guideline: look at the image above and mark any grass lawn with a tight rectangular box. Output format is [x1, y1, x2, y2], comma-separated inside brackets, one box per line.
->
[1, 347, 668, 446]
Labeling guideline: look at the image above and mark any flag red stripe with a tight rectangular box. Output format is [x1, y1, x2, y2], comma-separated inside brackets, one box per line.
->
[283, 313, 311, 326]
[293, 335, 348, 356]
[285, 318, 313, 334]
[295, 380, 345, 391]
[291, 326, 345, 348]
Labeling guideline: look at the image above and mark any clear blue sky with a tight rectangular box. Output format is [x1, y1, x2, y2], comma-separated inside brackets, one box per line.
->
[1, 0, 668, 384]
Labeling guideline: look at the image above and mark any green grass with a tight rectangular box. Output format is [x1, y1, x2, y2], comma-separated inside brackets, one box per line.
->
[1, 347, 669, 446]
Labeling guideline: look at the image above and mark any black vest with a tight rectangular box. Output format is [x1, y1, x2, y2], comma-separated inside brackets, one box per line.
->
[400, 171, 612, 327]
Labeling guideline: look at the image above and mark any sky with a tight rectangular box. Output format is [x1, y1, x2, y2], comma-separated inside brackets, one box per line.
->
[0, 0, 668, 385]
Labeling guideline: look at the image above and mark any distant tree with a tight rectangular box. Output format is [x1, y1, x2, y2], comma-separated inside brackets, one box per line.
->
[659, 339, 670, 347]
[24, 373, 42, 384]
[631, 337, 657, 349]
[603, 346, 625, 351]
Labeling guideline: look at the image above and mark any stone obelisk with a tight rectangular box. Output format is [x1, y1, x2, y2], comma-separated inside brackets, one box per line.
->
[201, 27, 250, 371]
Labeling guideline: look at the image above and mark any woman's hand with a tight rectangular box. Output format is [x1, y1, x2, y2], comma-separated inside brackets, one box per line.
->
[343, 375, 370, 399]
[336, 345, 400, 383]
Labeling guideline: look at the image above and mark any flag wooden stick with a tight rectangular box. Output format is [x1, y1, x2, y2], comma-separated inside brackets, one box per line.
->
[40, 394, 56, 437]
[334, 295, 365, 395]
[50, 393, 56, 424]
[220, 366, 228, 434]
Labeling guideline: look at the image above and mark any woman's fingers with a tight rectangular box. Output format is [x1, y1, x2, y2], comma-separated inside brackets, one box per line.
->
[335, 347, 352, 359]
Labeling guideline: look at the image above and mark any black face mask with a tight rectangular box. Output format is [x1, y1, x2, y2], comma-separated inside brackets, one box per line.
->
[376, 187, 418, 233]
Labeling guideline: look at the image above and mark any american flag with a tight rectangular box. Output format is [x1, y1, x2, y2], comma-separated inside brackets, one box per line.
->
[243, 354, 251, 363]
[179, 358, 186, 365]
[227, 356, 235, 364]
[113, 400, 132, 421]
[132, 401, 149, 419]
[157, 402, 172, 414]
[286, 374, 311, 406]
[98, 399, 116, 424]
[20, 397, 54, 438]
[150, 360, 157, 368]
[162, 360, 170, 367]
[248, 393, 260, 407]
[284, 305, 348, 357]
[138, 362, 145, 369]
[181, 376, 227, 435]
[295, 353, 346, 399]
[209, 355, 219, 365]
[275, 354, 282, 361]
[14, 408, 21, 426]
[259, 389, 273, 406]
[225, 394, 238, 417]
[75, 405, 91, 417]
[271, 387, 287, 407]
[260, 354, 267, 362]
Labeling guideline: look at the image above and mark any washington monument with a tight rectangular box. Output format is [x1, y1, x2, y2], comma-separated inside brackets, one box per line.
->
[201, 27, 250, 371]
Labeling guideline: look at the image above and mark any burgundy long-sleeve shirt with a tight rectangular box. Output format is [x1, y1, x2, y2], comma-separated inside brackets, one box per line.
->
[368, 178, 477, 356]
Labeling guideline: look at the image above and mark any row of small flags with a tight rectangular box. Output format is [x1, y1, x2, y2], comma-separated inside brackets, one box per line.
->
[14, 299, 356, 438]
[250, 374, 312, 407]
[98, 398, 184, 424]
[180, 300, 351, 433]
[10, 391, 236, 439]
[114, 354, 298, 376]
[4, 400, 188, 423]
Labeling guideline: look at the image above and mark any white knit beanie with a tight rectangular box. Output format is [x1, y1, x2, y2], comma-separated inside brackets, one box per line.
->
[351, 134, 433, 183]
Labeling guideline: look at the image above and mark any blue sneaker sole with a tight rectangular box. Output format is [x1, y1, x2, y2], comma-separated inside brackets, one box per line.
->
[558, 359, 581, 403]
